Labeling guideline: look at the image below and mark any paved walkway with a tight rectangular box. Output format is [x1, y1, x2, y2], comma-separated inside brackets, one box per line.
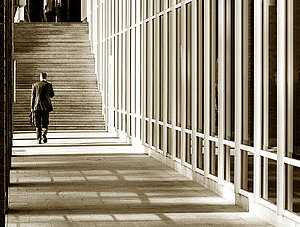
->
[7, 131, 273, 226]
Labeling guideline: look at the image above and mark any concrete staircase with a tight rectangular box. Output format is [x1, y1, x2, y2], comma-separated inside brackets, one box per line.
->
[13, 22, 105, 131]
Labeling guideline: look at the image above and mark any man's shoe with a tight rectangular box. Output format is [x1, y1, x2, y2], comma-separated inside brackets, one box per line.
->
[43, 137, 47, 143]
[37, 138, 42, 144]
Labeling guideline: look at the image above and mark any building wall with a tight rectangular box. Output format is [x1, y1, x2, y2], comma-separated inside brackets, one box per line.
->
[0, 0, 13, 225]
[81, 0, 87, 20]
[86, 0, 300, 226]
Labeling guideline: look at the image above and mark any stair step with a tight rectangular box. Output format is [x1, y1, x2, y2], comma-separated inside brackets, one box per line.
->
[15, 46, 91, 51]
[14, 23, 103, 132]
[16, 59, 95, 65]
[15, 33, 89, 38]
[15, 110, 104, 113]
[17, 84, 98, 89]
[17, 78, 98, 83]
[14, 126, 106, 131]
[15, 54, 94, 59]
[14, 115, 104, 119]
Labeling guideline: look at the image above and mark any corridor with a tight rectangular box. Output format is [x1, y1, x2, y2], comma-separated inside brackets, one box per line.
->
[7, 131, 271, 226]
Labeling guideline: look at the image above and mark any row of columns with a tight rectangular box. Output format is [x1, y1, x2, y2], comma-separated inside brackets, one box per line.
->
[84, 0, 298, 225]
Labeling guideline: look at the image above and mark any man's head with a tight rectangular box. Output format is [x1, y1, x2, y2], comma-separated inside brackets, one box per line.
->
[40, 72, 47, 81]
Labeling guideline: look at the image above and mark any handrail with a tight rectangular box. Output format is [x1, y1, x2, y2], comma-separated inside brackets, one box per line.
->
[13, 60, 16, 103]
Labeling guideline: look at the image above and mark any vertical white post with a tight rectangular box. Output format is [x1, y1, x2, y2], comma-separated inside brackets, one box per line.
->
[119, 0, 123, 134]
[148, 1, 153, 147]
[286, 0, 294, 211]
[218, 0, 225, 181]
[225, 0, 231, 181]
[136, 0, 141, 143]
[210, 0, 216, 176]
[110, 0, 115, 132]
[126, 0, 131, 138]
[181, 2, 187, 165]
[142, 0, 146, 144]
[254, 0, 262, 203]
[234, 0, 242, 193]
[122, 1, 126, 134]
[242, 0, 249, 190]
[163, 0, 168, 157]
[171, 0, 177, 160]
[262, 0, 269, 199]
[204, 0, 211, 179]
[131, 0, 136, 139]
[154, 10, 160, 152]
[277, 0, 286, 216]
[191, 0, 198, 171]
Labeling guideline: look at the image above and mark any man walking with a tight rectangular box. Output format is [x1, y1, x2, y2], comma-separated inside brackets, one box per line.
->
[31, 72, 54, 144]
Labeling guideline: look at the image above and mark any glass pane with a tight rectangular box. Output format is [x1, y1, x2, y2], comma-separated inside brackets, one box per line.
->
[176, 8, 181, 127]
[262, 0, 277, 152]
[152, 19, 156, 119]
[197, 137, 204, 170]
[146, 22, 150, 118]
[241, 150, 254, 192]
[176, 130, 181, 159]
[242, 0, 254, 146]
[167, 127, 172, 154]
[167, 12, 172, 125]
[224, 145, 234, 183]
[159, 125, 163, 150]
[261, 157, 277, 205]
[225, 0, 235, 142]
[292, 0, 300, 159]
[185, 133, 192, 164]
[210, 0, 218, 137]
[186, 3, 192, 130]
[197, 0, 204, 134]
[210, 141, 218, 177]
[286, 165, 300, 214]
[159, 16, 164, 122]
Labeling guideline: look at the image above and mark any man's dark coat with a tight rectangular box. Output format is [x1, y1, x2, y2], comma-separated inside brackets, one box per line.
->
[31, 80, 54, 112]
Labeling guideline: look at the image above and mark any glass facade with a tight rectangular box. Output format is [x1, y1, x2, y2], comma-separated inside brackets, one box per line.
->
[88, 0, 300, 223]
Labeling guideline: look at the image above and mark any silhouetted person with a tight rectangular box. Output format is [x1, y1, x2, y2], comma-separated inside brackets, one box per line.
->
[31, 72, 54, 144]
[43, 0, 55, 21]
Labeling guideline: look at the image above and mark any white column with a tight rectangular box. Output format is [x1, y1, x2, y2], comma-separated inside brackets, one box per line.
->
[286, 0, 294, 212]
[181, 2, 187, 165]
[136, 0, 141, 143]
[148, 1, 154, 147]
[242, 0, 249, 190]
[204, 0, 211, 179]
[234, 0, 242, 193]
[191, 0, 198, 170]
[154, 11, 160, 152]
[277, 0, 286, 216]
[171, 0, 177, 160]
[162, 0, 168, 157]
[218, 0, 225, 181]
[262, 0, 269, 199]
[254, 0, 263, 203]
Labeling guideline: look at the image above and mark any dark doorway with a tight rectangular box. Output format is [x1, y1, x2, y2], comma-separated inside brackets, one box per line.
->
[61, 0, 81, 22]
[28, 0, 43, 22]
[28, 0, 81, 22]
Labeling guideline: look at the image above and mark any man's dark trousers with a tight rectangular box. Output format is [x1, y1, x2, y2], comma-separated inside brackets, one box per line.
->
[35, 110, 49, 140]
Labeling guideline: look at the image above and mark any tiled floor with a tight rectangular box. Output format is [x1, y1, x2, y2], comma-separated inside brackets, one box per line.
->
[7, 131, 273, 226]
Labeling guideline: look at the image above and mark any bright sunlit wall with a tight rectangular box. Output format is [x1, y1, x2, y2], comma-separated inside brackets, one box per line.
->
[83, 0, 300, 226]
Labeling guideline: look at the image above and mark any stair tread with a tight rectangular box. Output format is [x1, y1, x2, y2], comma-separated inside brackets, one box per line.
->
[14, 23, 104, 132]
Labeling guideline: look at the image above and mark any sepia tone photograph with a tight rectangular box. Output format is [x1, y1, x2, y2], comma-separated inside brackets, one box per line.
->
[0, 0, 299, 226]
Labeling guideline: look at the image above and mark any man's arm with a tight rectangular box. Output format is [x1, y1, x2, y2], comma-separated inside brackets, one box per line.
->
[49, 83, 54, 98]
[31, 84, 36, 111]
